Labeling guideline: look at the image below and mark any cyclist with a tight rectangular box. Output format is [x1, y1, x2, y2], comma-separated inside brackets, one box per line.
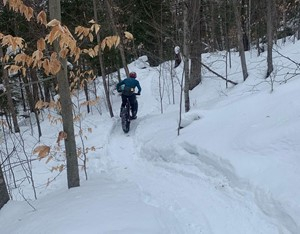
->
[116, 71, 141, 119]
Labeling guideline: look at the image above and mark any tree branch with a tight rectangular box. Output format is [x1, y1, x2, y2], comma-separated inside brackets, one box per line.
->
[201, 62, 238, 85]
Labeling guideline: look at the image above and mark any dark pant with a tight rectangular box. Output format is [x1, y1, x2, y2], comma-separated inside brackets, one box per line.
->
[121, 94, 137, 116]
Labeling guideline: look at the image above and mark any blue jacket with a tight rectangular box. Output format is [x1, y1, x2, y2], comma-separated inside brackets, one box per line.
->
[117, 77, 141, 94]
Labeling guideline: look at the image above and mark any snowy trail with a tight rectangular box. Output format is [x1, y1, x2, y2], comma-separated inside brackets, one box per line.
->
[102, 67, 290, 233]
[106, 116, 281, 234]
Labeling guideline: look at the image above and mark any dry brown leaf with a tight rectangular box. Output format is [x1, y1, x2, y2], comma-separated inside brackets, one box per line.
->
[38, 146, 50, 159]
[37, 38, 46, 51]
[88, 48, 96, 58]
[14, 53, 28, 66]
[33, 145, 50, 160]
[50, 59, 61, 75]
[35, 100, 44, 109]
[93, 45, 99, 55]
[33, 145, 45, 154]
[75, 26, 90, 38]
[57, 131, 67, 146]
[94, 24, 100, 34]
[124, 31, 134, 40]
[37, 10, 47, 26]
[21, 67, 26, 77]
[47, 26, 61, 45]
[50, 52, 58, 60]
[8, 65, 22, 74]
[88, 33, 94, 42]
[26, 56, 33, 67]
[48, 101, 57, 109]
[47, 19, 61, 27]
[32, 50, 43, 61]
[24, 7, 33, 21]
[45, 156, 53, 164]
[59, 164, 64, 172]
[59, 48, 69, 58]
[100, 39, 106, 50]
[42, 59, 50, 75]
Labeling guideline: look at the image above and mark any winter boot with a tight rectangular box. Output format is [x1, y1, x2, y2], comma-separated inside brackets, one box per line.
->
[131, 109, 137, 119]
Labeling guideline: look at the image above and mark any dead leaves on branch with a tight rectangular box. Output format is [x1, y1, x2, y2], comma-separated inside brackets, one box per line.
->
[75, 21, 134, 55]
[3, 0, 33, 21]
[0, 5, 135, 89]
[46, 20, 80, 62]
[43, 52, 61, 75]
[4, 64, 26, 76]
[101, 36, 120, 50]
[1, 35, 25, 51]
[100, 32, 133, 51]
[75, 20, 100, 42]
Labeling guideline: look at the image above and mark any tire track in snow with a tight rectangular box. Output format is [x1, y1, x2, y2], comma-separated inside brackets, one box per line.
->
[106, 116, 282, 234]
[179, 141, 299, 234]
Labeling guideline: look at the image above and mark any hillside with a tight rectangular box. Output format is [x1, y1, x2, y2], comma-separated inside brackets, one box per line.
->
[0, 40, 300, 234]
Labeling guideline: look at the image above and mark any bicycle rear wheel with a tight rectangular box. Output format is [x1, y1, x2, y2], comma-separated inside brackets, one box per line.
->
[121, 105, 130, 133]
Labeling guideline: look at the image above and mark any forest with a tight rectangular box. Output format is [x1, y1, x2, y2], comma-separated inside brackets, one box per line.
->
[1, 0, 300, 210]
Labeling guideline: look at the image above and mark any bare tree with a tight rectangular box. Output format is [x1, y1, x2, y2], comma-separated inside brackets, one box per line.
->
[93, 0, 114, 117]
[266, 0, 274, 78]
[189, 0, 202, 90]
[183, 1, 190, 112]
[0, 47, 20, 133]
[105, 0, 129, 76]
[232, 0, 248, 81]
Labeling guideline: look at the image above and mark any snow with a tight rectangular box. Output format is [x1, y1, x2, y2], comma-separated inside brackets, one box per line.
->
[1, 39, 300, 233]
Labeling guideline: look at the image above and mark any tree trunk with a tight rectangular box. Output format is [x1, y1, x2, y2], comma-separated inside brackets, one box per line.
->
[183, 1, 190, 112]
[49, 0, 80, 189]
[30, 69, 39, 104]
[266, 0, 274, 78]
[105, 0, 129, 77]
[282, 0, 287, 44]
[0, 47, 20, 133]
[189, 0, 202, 90]
[93, 0, 114, 117]
[22, 75, 42, 138]
[241, 0, 250, 51]
[232, 0, 248, 81]
[0, 163, 9, 209]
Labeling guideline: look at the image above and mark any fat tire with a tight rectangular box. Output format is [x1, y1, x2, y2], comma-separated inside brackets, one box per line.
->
[121, 106, 130, 133]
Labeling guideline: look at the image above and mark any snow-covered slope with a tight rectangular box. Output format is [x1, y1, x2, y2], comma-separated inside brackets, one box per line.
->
[0, 40, 300, 234]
